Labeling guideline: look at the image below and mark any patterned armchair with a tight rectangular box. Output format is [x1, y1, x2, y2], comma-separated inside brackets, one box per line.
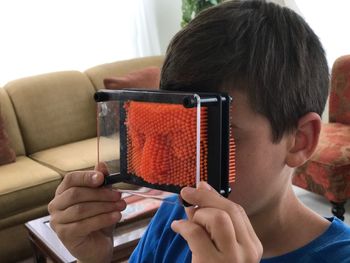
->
[292, 55, 350, 221]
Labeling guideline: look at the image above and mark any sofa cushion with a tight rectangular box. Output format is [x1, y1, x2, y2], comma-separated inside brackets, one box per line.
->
[0, 156, 61, 222]
[4, 71, 97, 155]
[104, 67, 160, 90]
[101, 67, 160, 138]
[30, 137, 119, 175]
[0, 88, 25, 156]
[0, 114, 16, 165]
[85, 56, 164, 90]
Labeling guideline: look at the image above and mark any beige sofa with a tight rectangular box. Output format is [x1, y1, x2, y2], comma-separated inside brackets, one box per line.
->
[0, 56, 163, 262]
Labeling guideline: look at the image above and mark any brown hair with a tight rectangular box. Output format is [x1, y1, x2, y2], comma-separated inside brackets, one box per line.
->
[160, 0, 329, 142]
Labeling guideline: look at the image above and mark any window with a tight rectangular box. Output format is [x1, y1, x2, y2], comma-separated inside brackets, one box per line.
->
[294, 0, 350, 69]
[0, 0, 162, 86]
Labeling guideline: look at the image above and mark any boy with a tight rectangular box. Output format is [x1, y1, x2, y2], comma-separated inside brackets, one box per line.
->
[48, 1, 350, 262]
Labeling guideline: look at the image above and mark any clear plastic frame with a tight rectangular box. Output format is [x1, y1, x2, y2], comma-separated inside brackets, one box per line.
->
[97, 101, 121, 175]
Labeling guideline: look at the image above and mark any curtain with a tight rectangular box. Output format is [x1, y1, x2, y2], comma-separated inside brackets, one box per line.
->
[135, 0, 161, 57]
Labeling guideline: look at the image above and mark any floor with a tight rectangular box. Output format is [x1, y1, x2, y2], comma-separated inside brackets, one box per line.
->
[19, 186, 349, 263]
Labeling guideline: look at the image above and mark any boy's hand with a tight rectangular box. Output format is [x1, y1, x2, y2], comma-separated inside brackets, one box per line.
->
[171, 182, 263, 263]
[48, 164, 126, 263]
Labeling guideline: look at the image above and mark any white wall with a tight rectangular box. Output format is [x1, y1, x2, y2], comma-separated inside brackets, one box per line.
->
[293, 1, 350, 122]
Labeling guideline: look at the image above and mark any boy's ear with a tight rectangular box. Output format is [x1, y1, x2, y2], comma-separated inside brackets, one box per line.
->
[286, 113, 322, 168]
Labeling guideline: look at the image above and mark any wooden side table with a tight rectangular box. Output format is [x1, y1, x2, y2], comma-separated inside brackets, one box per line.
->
[25, 191, 173, 263]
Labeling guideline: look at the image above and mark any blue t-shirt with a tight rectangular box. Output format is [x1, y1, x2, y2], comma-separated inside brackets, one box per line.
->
[129, 195, 350, 263]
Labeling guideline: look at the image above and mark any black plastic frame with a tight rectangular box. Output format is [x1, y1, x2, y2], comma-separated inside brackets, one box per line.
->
[95, 89, 232, 197]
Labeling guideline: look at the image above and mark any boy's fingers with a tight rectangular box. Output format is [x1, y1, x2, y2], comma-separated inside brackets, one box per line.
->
[171, 220, 217, 257]
[56, 200, 127, 224]
[180, 186, 253, 245]
[55, 211, 122, 243]
[51, 187, 122, 211]
[55, 171, 104, 195]
[191, 207, 237, 252]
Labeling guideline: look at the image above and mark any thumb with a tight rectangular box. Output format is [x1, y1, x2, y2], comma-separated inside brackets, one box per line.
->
[55, 171, 104, 195]
[184, 181, 216, 219]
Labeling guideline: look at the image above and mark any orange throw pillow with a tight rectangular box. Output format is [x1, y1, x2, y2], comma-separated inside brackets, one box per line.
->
[104, 67, 160, 90]
[0, 114, 16, 165]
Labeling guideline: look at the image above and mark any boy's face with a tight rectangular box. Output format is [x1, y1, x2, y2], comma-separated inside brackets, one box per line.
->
[228, 90, 293, 216]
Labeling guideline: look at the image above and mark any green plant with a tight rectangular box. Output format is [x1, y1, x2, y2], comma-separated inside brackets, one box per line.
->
[181, 0, 224, 28]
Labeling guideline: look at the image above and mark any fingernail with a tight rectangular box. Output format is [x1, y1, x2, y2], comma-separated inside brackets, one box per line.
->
[182, 187, 195, 195]
[92, 173, 99, 184]
[115, 200, 126, 210]
[112, 211, 121, 220]
[171, 220, 182, 228]
[202, 182, 212, 190]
